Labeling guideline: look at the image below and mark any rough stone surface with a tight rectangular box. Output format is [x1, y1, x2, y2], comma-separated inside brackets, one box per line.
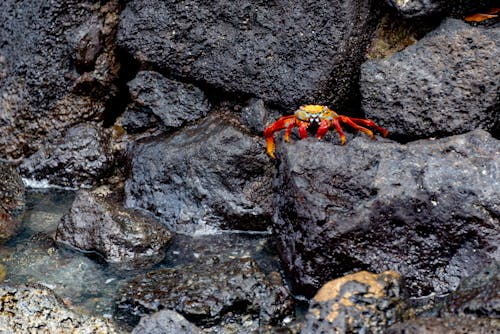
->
[440, 261, 500, 319]
[0, 162, 24, 243]
[272, 129, 499, 297]
[132, 309, 202, 334]
[385, 0, 499, 18]
[301, 271, 406, 334]
[125, 112, 274, 234]
[361, 19, 499, 141]
[0, 0, 121, 160]
[19, 123, 114, 188]
[386, 317, 500, 334]
[56, 187, 172, 269]
[0, 162, 24, 215]
[126, 71, 211, 130]
[0, 284, 120, 334]
[239, 98, 282, 136]
[117, 0, 377, 110]
[116, 256, 294, 328]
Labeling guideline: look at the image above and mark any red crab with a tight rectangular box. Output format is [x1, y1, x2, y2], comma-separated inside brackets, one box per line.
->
[264, 105, 388, 158]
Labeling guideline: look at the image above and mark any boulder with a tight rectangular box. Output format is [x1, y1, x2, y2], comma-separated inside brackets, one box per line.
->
[56, 187, 172, 269]
[0, 0, 121, 160]
[386, 262, 500, 333]
[384, 0, 499, 18]
[116, 256, 294, 328]
[132, 310, 202, 334]
[361, 19, 499, 141]
[301, 271, 406, 334]
[0, 284, 119, 333]
[125, 113, 273, 234]
[117, 0, 378, 110]
[19, 124, 114, 188]
[272, 129, 499, 297]
[124, 71, 211, 132]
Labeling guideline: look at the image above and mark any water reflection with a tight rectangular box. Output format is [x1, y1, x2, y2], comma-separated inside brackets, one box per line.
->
[1, 189, 284, 321]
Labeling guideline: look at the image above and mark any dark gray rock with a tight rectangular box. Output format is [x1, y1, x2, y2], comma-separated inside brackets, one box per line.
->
[239, 98, 282, 136]
[361, 19, 499, 141]
[386, 263, 500, 333]
[117, 0, 377, 109]
[125, 113, 274, 234]
[0, 162, 24, 243]
[0, 284, 119, 333]
[19, 124, 114, 188]
[0, 0, 121, 160]
[56, 187, 172, 269]
[0, 162, 24, 216]
[301, 271, 406, 334]
[116, 256, 294, 328]
[132, 310, 202, 334]
[385, 317, 500, 334]
[440, 261, 500, 319]
[385, 0, 499, 18]
[272, 129, 499, 297]
[126, 71, 211, 130]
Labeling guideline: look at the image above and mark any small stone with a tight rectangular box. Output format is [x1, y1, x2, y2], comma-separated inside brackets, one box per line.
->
[301, 271, 406, 334]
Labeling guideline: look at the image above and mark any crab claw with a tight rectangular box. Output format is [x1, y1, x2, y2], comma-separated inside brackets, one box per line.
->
[264, 115, 297, 158]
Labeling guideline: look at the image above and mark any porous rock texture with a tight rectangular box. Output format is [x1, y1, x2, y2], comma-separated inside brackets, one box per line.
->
[384, 0, 499, 18]
[361, 19, 500, 141]
[19, 124, 114, 188]
[0, 0, 121, 161]
[124, 71, 211, 131]
[132, 309, 202, 334]
[56, 187, 172, 269]
[116, 256, 294, 328]
[301, 271, 406, 334]
[272, 129, 499, 297]
[386, 262, 500, 333]
[0, 162, 24, 243]
[117, 0, 377, 110]
[0, 284, 119, 334]
[125, 112, 274, 234]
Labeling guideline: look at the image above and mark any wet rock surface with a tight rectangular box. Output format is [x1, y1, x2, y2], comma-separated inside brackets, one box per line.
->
[301, 271, 406, 334]
[124, 71, 211, 132]
[117, 0, 377, 109]
[387, 262, 500, 333]
[19, 123, 114, 188]
[56, 187, 172, 269]
[361, 19, 500, 141]
[116, 256, 294, 328]
[386, 317, 500, 334]
[125, 112, 274, 234]
[384, 0, 498, 18]
[0, 0, 121, 160]
[132, 309, 203, 334]
[273, 129, 499, 297]
[0, 284, 121, 334]
[439, 261, 500, 319]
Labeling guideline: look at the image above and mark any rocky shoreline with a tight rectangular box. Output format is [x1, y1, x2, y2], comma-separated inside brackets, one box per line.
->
[1, 0, 498, 333]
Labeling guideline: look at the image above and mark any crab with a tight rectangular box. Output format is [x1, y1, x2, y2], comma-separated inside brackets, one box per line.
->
[264, 104, 388, 158]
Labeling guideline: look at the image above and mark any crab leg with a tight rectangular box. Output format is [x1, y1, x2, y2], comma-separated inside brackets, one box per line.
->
[284, 121, 295, 142]
[339, 116, 374, 138]
[348, 118, 389, 137]
[298, 121, 309, 139]
[316, 119, 330, 139]
[331, 118, 347, 145]
[264, 115, 297, 158]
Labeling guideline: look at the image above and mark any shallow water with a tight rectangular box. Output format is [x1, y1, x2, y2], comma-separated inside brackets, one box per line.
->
[1, 188, 289, 323]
